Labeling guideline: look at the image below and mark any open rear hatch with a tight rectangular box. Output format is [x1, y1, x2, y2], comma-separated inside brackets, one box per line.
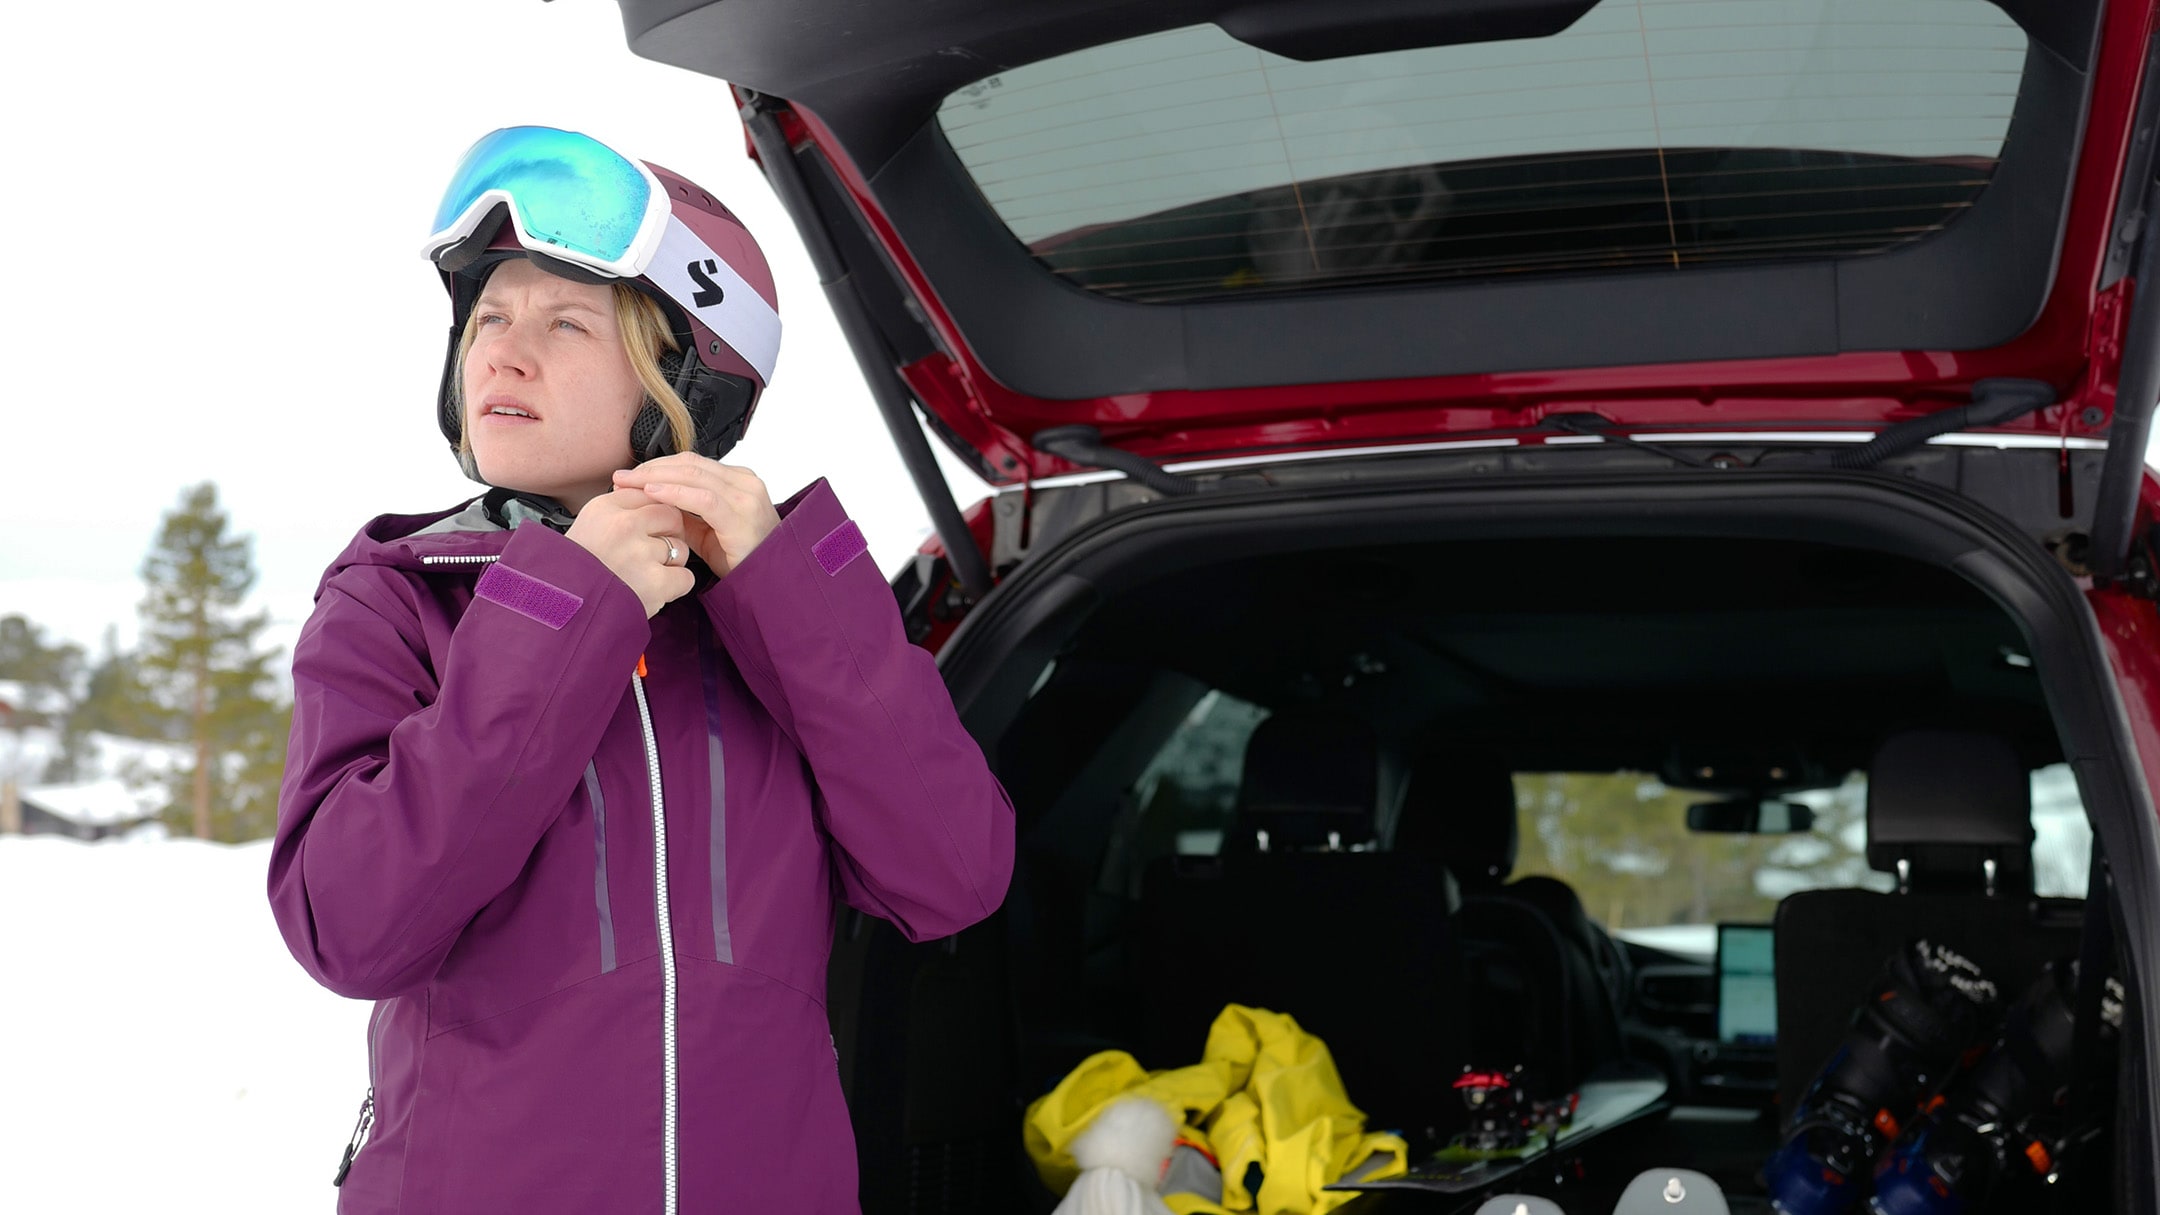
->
[603, 4, 2160, 1209]
[615, 0, 2160, 600]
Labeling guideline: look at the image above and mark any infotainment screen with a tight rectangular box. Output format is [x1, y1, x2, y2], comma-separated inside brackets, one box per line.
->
[1716, 923, 1777, 1046]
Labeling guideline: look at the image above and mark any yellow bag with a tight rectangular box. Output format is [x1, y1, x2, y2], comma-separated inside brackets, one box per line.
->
[1022, 1005, 1408, 1215]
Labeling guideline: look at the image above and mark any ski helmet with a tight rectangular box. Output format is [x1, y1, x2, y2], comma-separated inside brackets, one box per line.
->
[423, 126, 780, 482]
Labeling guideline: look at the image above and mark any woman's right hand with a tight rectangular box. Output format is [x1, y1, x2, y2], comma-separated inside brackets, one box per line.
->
[566, 490, 695, 619]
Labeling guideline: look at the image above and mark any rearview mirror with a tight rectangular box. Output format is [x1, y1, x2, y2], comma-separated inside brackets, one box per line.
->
[1686, 799, 1815, 834]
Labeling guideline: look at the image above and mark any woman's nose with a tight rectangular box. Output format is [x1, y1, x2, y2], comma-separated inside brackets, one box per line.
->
[482, 321, 539, 378]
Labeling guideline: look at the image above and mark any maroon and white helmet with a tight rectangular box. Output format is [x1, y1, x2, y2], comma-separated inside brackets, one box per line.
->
[425, 127, 780, 473]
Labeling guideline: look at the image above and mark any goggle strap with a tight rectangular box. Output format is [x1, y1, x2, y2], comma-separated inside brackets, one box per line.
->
[648, 216, 782, 386]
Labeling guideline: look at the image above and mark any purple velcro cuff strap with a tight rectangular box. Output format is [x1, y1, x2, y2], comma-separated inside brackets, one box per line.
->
[811, 519, 868, 576]
[475, 563, 583, 630]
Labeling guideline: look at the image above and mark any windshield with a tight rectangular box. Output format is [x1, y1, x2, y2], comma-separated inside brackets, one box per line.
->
[1523, 767, 2091, 960]
[1107, 693, 2091, 963]
[936, 0, 2028, 302]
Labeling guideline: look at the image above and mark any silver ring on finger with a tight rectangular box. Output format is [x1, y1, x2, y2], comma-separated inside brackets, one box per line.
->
[661, 536, 683, 567]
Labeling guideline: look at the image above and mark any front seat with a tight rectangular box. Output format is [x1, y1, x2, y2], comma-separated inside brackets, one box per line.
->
[1394, 756, 1628, 1091]
[1772, 729, 2084, 1114]
[1138, 710, 1468, 1143]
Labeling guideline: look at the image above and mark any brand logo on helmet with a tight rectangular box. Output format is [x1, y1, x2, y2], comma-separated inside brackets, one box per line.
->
[687, 259, 726, 309]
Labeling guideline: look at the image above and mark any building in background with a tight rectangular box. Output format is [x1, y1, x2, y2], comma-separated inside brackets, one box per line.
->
[12, 780, 158, 841]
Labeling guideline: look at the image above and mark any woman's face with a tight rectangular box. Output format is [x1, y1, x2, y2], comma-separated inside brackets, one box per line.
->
[463, 258, 644, 512]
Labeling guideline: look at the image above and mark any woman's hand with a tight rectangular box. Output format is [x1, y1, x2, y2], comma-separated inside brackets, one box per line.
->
[565, 489, 695, 618]
[611, 455, 782, 578]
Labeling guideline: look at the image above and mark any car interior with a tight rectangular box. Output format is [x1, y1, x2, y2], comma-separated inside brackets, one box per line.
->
[826, 522, 2129, 1215]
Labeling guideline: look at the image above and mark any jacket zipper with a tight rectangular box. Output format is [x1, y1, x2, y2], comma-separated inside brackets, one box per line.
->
[335, 1002, 390, 1186]
[414, 551, 675, 1207]
[632, 667, 680, 1215]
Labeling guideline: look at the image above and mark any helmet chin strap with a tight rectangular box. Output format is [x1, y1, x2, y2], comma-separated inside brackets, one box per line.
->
[479, 486, 576, 533]
[628, 344, 753, 464]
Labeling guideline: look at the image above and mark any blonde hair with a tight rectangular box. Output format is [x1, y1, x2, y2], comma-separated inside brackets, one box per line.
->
[454, 279, 695, 465]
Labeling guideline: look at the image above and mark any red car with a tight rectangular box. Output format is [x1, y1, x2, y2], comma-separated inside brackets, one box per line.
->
[609, 2, 2158, 1212]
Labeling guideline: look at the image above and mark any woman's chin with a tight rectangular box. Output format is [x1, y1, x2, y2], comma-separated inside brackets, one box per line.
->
[472, 453, 614, 511]
[477, 468, 566, 502]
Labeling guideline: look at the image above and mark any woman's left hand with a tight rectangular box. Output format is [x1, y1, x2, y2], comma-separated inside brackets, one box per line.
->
[612, 454, 782, 578]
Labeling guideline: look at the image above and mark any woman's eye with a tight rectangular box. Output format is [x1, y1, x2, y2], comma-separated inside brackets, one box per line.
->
[475, 313, 507, 326]
[554, 318, 585, 333]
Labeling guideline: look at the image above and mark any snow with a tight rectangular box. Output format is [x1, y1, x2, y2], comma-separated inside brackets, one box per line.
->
[0, 722, 56, 783]
[19, 779, 156, 828]
[0, 835, 371, 1212]
[1613, 924, 1716, 961]
[2, 724, 191, 794]
[0, 678, 65, 718]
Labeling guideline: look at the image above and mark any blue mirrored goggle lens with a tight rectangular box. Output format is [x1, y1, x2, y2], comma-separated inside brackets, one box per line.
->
[430, 127, 652, 265]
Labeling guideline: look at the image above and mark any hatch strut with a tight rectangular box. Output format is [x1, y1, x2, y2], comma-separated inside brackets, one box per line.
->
[739, 97, 996, 602]
[2084, 28, 2160, 584]
[1031, 425, 1204, 496]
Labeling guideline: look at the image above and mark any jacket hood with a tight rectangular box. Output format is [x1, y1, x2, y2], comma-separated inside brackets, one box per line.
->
[312, 498, 511, 599]
[315, 484, 583, 592]
[313, 490, 662, 600]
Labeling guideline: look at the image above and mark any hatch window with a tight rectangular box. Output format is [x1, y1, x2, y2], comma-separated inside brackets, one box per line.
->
[937, 0, 2029, 302]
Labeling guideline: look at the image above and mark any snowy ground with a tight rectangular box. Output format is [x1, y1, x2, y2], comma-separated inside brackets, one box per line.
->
[0, 835, 371, 1213]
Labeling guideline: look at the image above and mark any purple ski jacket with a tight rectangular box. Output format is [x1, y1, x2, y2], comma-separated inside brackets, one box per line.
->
[268, 478, 1014, 1214]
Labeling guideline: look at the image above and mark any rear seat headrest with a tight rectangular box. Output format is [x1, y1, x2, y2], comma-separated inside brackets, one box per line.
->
[1394, 755, 1518, 890]
[1864, 729, 2034, 895]
[1229, 711, 1379, 853]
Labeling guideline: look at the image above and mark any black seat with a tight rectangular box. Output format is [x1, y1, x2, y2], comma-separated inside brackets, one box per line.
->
[1395, 757, 1627, 1091]
[1139, 711, 1468, 1143]
[1773, 729, 2084, 1113]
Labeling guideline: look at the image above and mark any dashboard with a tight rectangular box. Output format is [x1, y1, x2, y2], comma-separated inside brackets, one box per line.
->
[1622, 942, 1778, 1109]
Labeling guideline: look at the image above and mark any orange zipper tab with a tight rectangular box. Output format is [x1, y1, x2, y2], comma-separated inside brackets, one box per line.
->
[636, 653, 648, 679]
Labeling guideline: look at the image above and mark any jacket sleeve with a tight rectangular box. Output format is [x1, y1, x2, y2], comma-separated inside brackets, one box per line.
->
[267, 525, 651, 1000]
[699, 478, 1015, 941]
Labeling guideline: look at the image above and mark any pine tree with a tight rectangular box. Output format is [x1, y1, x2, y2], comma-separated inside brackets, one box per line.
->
[72, 626, 173, 741]
[45, 626, 162, 783]
[0, 615, 87, 797]
[0, 614, 84, 728]
[135, 483, 285, 840]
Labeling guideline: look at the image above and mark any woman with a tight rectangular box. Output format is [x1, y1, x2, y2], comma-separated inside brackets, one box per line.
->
[267, 126, 1015, 1214]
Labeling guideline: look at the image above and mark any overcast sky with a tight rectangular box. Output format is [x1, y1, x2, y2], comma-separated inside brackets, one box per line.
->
[0, 0, 992, 660]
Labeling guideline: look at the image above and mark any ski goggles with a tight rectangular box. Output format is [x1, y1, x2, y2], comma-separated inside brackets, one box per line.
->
[423, 125, 782, 384]
[422, 126, 671, 279]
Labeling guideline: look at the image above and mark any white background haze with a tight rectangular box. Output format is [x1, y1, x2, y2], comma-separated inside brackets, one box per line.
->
[0, 0, 992, 662]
